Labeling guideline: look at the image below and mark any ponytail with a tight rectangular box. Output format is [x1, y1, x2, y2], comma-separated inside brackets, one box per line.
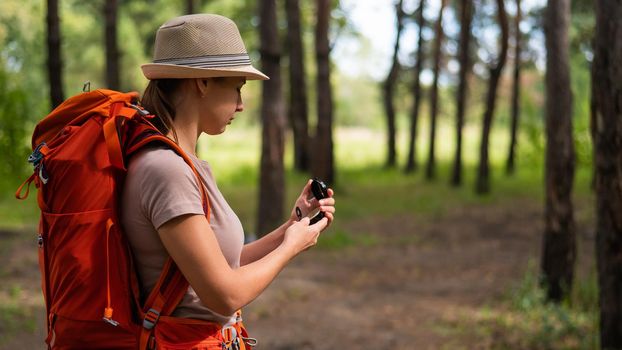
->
[141, 79, 183, 143]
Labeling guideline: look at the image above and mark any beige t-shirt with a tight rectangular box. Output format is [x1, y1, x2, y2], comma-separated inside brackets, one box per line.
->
[121, 146, 244, 326]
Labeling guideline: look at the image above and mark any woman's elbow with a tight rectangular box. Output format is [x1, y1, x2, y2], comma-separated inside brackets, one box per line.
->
[198, 292, 241, 316]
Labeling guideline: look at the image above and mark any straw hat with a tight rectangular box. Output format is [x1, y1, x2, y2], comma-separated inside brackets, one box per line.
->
[141, 14, 268, 80]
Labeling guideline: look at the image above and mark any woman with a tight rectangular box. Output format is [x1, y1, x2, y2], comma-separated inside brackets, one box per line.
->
[121, 14, 335, 349]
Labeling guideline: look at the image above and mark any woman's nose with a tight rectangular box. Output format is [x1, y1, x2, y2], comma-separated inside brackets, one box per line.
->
[236, 95, 244, 112]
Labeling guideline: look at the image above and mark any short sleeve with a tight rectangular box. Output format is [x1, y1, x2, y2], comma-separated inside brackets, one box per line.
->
[129, 148, 205, 230]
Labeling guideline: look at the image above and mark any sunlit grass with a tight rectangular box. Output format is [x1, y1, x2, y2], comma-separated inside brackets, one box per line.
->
[1, 120, 592, 231]
[193, 121, 591, 234]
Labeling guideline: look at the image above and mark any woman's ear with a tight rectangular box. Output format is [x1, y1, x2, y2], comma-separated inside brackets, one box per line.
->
[195, 79, 209, 97]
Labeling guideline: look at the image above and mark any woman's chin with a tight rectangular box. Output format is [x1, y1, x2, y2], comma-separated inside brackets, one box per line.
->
[204, 127, 227, 136]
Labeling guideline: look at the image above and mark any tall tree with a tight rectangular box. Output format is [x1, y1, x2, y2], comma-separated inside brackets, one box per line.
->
[313, 0, 335, 184]
[450, 0, 473, 186]
[592, 0, 622, 346]
[104, 0, 120, 90]
[541, 0, 576, 302]
[505, 0, 522, 175]
[46, 0, 64, 108]
[405, 0, 426, 173]
[186, 0, 195, 14]
[285, 0, 311, 172]
[257, 0, 286, 236]
[424, 0, 447, 180]
[474, 0, 509, 194]
[383, 0, 405, 168]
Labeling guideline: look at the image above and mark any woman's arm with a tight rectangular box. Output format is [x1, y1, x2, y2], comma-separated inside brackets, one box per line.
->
[158, 213, 327, 316]
[240, 219, 294, 266]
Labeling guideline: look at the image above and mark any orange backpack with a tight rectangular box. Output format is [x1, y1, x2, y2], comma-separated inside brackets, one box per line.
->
[16, 90, 251, 350]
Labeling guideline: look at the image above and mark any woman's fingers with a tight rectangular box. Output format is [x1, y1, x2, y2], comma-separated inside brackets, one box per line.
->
[319, 205, 335, 214]
[300, 179, 313, 197]
[324, 212, 334, 226]
[318, 198, 335, 206]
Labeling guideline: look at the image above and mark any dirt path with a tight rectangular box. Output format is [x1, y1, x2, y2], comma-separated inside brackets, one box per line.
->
[0, 198, 595, 349]
[243, 198, 595, 349]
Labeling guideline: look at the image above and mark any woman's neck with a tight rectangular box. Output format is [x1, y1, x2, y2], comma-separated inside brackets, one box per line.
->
[170, 101, 201, 157]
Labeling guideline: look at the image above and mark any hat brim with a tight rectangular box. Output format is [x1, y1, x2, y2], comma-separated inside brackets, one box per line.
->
[141, 63, 269, 80]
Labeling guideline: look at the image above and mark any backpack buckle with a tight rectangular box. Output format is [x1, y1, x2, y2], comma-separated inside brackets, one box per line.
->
[142, 308, 160, 330]
[130, 104, 151, 117]
[28, 143, 50, 185]
[28, 142, 47, 167]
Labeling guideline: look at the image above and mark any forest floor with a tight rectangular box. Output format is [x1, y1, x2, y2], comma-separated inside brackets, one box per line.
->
[0, 197, 596, 349]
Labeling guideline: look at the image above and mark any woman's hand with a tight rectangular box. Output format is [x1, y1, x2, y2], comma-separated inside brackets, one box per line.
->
[289, 179, 336, 226]
[282, 217, 328, 254]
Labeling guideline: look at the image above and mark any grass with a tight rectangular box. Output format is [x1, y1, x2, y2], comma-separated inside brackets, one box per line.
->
[451, 261, 599, 349]
[192, 123, 593, 236]
[0, 285, 37, 344]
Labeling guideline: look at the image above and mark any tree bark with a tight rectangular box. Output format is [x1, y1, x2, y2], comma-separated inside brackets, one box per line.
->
[104, 0, 120, 90]
[257, 0, 286, 236]
[541, 0, 576, 302]
[405, 0, 426, 173]
[313, 0, 335, 184]
[186, 0, 195, 14]
[383, 0, 405, 168]
[592, 0, 622, 346]
[285, 0, 311, 172]
[475, 0, 509, 194]
[450, 0, 473, 186]
[506, 0, 521, 175]
[46, 0, 64, 108]
[424, 0, 447, 180]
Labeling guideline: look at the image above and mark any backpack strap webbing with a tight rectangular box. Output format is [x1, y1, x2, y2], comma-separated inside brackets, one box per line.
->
[126, 133, 211, 350]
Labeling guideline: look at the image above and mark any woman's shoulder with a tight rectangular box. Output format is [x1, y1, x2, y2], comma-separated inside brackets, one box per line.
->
[128, 146, 196, 182]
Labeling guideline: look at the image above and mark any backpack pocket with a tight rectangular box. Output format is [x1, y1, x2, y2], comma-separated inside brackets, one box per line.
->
[41, 208, 134, 326]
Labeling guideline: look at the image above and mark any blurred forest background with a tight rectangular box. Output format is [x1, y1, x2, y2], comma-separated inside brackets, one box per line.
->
[1, 0, 621, 349]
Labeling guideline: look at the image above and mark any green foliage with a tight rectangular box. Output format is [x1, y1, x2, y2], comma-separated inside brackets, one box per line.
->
[497, 262, 599, 349]
[316, 229, 378, 250]
[0, 68, 31, 184]
[440, 260, 598, 349]
[0, 288, 37, 344]
[570, 53, 593, 168]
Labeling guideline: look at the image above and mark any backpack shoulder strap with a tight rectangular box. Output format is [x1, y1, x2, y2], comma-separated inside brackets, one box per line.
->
[126, 133, 211, 350]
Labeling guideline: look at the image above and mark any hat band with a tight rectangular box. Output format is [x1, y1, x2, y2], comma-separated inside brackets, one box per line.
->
[153, 53, 251, 68]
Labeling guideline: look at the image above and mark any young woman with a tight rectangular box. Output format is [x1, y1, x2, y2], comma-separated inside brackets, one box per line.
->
[121, 14, 335, 349]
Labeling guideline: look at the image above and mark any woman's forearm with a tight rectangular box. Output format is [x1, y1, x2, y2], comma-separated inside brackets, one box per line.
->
[224, 242, 297, 313]
[240, 219, 294, 265]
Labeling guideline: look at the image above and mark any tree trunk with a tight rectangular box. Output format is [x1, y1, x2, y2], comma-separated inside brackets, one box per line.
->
[475, 0, 509, 194]
[186, 0, 195, 14]
[506, 0, 521, 175]
[405, 0, 426, 173]
[592, 0, 622, 346]
[313, 0, 335, 184]
[424, 0, 447, 180]
[541, 0, 576, 302]
[383, 0, 405, 168]
[450, 0, 473, 186]
[46, 0, 64, 108]
[104, 0, 120, 90]
[257, 0, 286, 236]
[285, 0, 311, 172]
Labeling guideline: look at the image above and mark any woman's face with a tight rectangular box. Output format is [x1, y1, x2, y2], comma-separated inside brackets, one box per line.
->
[198, 77, 246, 135]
